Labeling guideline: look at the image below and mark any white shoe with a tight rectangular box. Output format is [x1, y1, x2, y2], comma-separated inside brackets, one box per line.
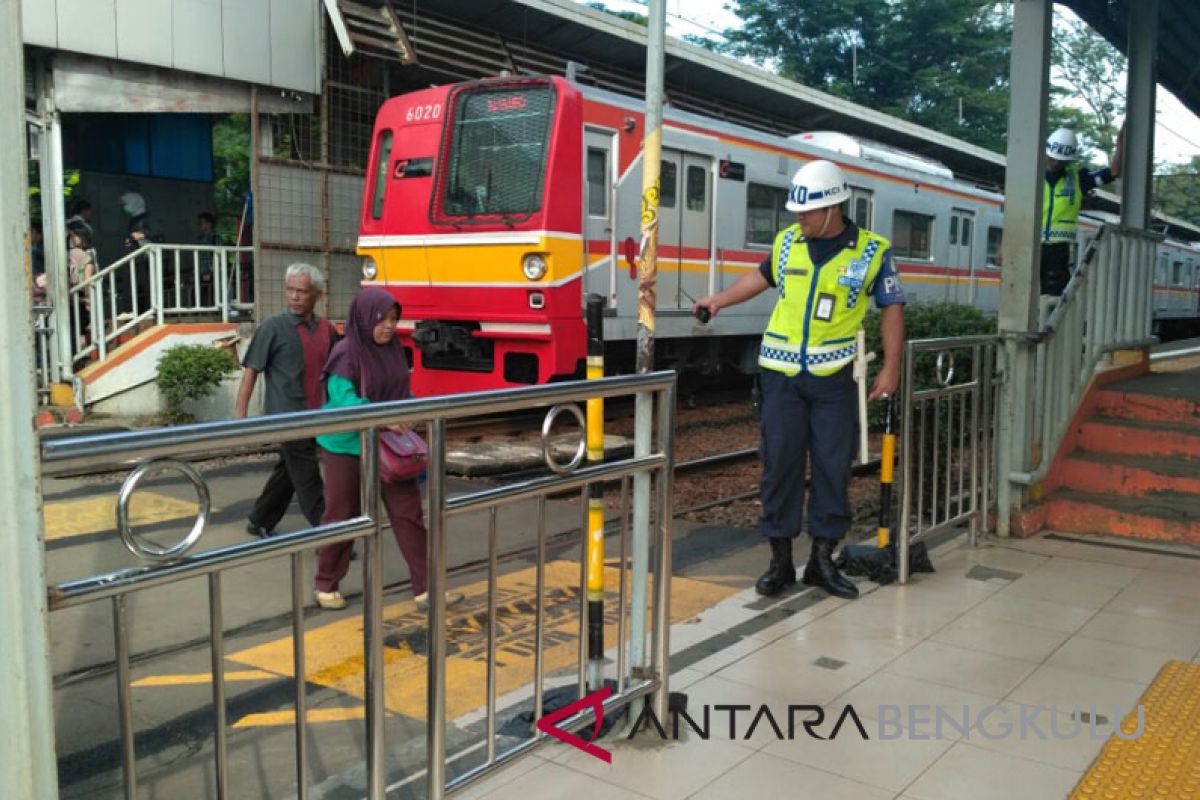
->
[314, 589, 347, 610]
[415, 591, 464, 611]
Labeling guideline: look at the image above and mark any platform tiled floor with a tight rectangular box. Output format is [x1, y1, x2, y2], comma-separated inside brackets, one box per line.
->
[453, 531, 1200, 800]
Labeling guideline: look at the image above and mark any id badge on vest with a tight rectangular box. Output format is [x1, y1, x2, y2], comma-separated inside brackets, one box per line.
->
[814, 292, 837, 323]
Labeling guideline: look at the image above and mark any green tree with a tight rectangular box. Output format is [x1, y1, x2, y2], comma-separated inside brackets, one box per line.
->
[1050, 16, 1125, 164]
[720, 0, 1012, 151]
[212, 114, 250, 242]
[586, 2, 646, 25]
[1154, 157, 1200, 226]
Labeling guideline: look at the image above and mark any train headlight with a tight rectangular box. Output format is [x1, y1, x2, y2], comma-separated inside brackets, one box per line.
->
[362, 257, 378, 281]
[522, 253, 548, 281]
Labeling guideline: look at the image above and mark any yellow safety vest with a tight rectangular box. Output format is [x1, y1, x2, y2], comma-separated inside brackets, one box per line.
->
[758, 224, 889, 377]
[1043, 165, 1083, 244]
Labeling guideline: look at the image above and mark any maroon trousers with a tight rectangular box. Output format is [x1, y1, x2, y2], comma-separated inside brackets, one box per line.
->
[315, 449, 428, 597]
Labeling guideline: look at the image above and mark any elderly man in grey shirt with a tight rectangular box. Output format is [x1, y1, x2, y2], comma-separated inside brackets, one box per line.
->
[235, 263, 337, 537]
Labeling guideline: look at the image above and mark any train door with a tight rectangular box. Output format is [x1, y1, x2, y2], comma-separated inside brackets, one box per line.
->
[1156, 252, 1169, 312]
[584, 130, 615, 302]
[948, 208, 975, 303]
[658, 149, 712, 309]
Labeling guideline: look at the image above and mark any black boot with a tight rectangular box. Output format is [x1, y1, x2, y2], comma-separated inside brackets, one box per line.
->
[755, 537, 796, 597]
[802, 538, 859, 599]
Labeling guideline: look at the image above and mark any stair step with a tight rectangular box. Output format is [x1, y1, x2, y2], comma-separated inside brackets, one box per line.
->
[1044, 488, 1200, 544]
[1079, 416, 1200, 459]
[1060, 451, 1200, 497]
[1095, 388, 1200, 425]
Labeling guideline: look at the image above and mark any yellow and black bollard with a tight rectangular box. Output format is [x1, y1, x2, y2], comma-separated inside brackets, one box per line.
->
[877, 395, 897, 549]
[835, 391, 934, 583]
[585, 294, 606, 693]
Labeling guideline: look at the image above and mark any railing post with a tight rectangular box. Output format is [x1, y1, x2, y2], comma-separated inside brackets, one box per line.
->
[426, 418, 448, 800]
[360, 428, 385, 800]
[898, 340, 916, 581]
[154, 248, 165, 325]
[219, 250, 230, 322]
[652, 381, 675, 720]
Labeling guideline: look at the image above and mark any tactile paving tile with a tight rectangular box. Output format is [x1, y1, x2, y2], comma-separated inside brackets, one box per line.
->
[1072, 660, 1200, 799]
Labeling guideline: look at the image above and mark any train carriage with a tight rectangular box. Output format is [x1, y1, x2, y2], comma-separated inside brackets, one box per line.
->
[357, 75, 1199, 396]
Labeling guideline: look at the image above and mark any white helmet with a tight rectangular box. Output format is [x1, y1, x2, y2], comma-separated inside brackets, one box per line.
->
[786, 160, 849, 212]
[1046, 128, 1080, 161]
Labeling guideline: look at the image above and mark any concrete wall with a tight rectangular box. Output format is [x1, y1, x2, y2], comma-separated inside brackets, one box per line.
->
[82, 322, 256, 419]
[22, 0, 321, 94]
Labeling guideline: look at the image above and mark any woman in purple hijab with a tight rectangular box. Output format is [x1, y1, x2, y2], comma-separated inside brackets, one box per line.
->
[313, 287, 463, 611]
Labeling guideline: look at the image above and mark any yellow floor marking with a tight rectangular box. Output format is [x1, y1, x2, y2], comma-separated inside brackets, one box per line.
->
[233, 707, 366, 729]
[44, 492, 207, 541]
[229, 560, 736, 721]
[1072, 660, 1200, 799]
[132, 670, 275, 688]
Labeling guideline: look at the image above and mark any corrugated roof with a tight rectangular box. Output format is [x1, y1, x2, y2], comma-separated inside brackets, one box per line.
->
[1063, 0, 1200, 123]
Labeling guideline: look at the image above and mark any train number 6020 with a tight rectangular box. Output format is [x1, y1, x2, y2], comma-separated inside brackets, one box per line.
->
[405, 104, 442, 122]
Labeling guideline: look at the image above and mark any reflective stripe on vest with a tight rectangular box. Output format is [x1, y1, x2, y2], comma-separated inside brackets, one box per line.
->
[1043, 165, 1083, 244]
[758, 225, 889, 377]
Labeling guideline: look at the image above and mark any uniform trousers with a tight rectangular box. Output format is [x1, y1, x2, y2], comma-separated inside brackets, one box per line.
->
[758, 366, 857, 541]
[1040, 242, 1074, 297]
[314, 449, 429, 597]
[248, 438, 325, 531]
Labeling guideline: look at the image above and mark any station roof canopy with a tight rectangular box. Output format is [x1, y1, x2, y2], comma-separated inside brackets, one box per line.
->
[1063, 0, 1200, 122]
[394, 0, 1007, 187]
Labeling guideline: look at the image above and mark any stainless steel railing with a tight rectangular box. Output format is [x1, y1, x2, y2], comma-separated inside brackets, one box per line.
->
[897, 335, 1000, 582]
[43, 371, 676, 800]
[1009, 224, 1159, 487]
[68, 244, 254, 364]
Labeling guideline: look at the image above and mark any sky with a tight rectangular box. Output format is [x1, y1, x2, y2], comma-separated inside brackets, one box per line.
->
[575, 0, 1200, 166]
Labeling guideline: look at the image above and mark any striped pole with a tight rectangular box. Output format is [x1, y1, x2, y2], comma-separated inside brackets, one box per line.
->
[585, 294, 606, 692]
[878, 395, 898, 548]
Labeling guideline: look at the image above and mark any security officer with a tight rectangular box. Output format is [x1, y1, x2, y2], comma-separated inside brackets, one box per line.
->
[1041, 126, 1123, 297]
[694, 160, 905, 599]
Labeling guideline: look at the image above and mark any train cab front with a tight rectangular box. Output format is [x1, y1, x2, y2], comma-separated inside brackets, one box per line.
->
[358, 75, 585, 396]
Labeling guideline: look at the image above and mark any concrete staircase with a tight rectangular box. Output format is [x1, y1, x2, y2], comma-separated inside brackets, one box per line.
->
[1043, 368, 1200, 543]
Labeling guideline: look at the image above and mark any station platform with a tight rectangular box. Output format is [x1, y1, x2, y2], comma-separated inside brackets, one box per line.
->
[456, 530, 1200, 800]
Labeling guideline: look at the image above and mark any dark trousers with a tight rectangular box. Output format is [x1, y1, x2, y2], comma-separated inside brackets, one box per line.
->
[315, 449, 429, 597]
[1040, 242, 1073, 296]
[758, 366, 857, 541]
[249, 438, 326, 531]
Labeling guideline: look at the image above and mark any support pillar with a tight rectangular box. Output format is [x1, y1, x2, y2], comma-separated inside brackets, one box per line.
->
[996, 0, 1052, 537]
[36, 65, 71, 380]
[1122, 0, 1158, 231]
[0, 0, 60, 794]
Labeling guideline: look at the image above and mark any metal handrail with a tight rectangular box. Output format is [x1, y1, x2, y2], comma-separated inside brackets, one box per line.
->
[66, 243, 253, 365]
[1007, 224, 1160, 486]
[44, 371, 677, 800]
[42, 371, 677, 474]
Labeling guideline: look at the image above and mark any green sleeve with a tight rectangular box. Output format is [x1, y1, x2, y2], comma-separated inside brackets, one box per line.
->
[325, 374, 369, 408]
[316, 374, 369, 455]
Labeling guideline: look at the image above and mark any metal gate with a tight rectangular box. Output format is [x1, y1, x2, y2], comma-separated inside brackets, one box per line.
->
[897, 335, 1000, 582]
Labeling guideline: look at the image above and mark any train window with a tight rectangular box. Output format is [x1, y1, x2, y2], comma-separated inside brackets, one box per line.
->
[961, 216, 972, 247]
[660, 161, 677, 208]
[1174, 260, 1185, 286]
[850, 187, 873, 228]
[438, 83, 555, 219]
[949, 215, 958, 245]
[587, 148, 608, 216]
[745, 182, 788, 247]
[986, 227, 1003, 267]
[370, 131, 393, 220]
[687, 165, 706, 211]
[892, 210, 934, 259]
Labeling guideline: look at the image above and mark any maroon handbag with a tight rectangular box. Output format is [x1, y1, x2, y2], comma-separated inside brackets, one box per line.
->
[379, 428, 427, 483]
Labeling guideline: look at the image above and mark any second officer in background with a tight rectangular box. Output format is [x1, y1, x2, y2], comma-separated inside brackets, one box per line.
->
[693, 160, 906, 599]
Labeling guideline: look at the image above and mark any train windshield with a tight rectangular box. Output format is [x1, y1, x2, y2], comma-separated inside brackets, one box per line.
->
[437, 83, 555, 220]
